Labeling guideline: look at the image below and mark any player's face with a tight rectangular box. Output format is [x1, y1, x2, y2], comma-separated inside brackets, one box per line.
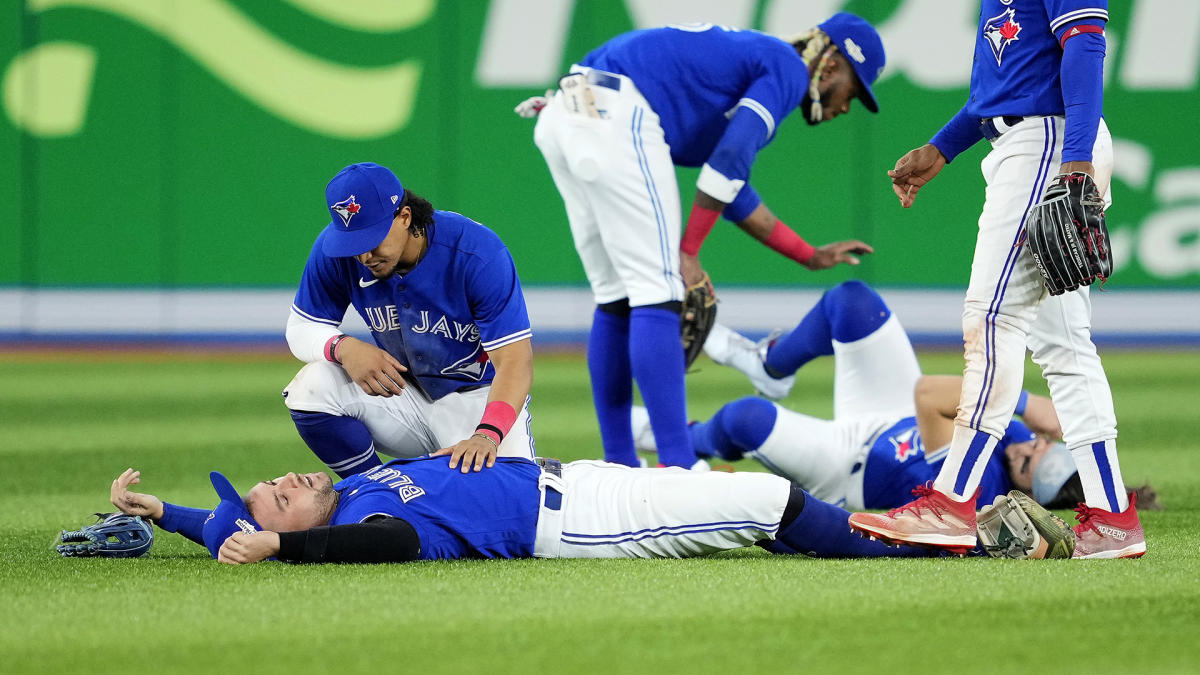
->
[1004, 436, 1055, 493]
[356, 207, 423, 277]
[807, 54, 861, 125]
[245, 471, 337, 532]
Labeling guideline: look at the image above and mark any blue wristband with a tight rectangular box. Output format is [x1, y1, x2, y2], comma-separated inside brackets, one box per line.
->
[1014, 390, 1030, 417]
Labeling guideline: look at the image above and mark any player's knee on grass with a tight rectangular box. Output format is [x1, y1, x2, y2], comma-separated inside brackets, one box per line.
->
[282, 361, 353, 413]
[823, 281, 890, 343]
[710, 397, 777, 459]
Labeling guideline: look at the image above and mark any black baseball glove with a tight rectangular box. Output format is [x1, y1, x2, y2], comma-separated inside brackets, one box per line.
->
[681, 273, 717, 369]
[57, 512, 154, 558]
[1025, 172, 1113, 296]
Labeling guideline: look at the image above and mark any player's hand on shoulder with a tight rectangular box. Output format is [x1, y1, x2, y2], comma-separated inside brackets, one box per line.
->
[110, 468, 164, 521]
[337, 337, 409, 397]
[888, 144, 946, 208]
[218, 531, 281, 565]
[432, 435, 499, 473]
[804, 240, 874, 270]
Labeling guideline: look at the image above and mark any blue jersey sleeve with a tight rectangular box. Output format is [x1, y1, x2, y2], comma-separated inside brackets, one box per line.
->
[157, 502, 210, 546]
[292, 235, 352, 325]
[466, 244, 532, 352]
[929, 103, 984, 163]
[723, 183, 761, 223]
[1056, 20, 1106, 163]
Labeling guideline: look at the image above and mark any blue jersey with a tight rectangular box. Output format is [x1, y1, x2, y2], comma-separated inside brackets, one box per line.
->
[862, 418, 1010, 509]
[968, 0, 1108, 118]
[582, 25, 808, 203]
[331, 457, 542, 560]
[292, 211, 532, 400]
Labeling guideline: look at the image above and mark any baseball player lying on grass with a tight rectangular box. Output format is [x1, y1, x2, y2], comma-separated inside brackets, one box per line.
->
[105, 453, 1074, 565]
[284, 163, 535, 480]
[667, 281, 1158, 526]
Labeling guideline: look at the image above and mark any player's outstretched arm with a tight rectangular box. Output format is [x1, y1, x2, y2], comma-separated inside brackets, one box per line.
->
[732, 201, 872, 271]
[110, 468, 164, 521]
[888, 144, 946, 208]
[432, 338, 533, 473]
[336, 337, 409, 397]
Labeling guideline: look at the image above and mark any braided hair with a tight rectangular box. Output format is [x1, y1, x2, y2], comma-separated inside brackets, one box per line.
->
[787, 28, 837, 124]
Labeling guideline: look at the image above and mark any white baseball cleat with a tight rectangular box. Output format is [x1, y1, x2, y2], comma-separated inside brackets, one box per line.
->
[702, 324, 795, 400]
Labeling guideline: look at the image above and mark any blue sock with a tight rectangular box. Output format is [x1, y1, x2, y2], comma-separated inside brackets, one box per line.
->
[693, 397, 777, 461]
[776, 490, 938, 558]
[629, 306, 696, 468]
[765, 281, 891, 377]
[588, 308, 638, 467]
[290, 411, 382, 478]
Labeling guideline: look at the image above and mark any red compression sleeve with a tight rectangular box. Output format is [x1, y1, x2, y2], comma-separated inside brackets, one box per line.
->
[764, 220, 816, 264]
[475, 400, 518, 445]
[680, 203, 721, 256]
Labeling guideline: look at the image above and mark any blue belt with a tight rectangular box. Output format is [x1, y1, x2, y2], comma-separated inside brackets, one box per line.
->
[980, 115, 1026, 141]
[536, 457, 563, 511]
[585, 70, 621, 91]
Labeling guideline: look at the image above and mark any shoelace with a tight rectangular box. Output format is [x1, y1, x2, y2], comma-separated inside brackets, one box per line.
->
[1074, 503, 1100, 534]
[887, 483, 943, 520]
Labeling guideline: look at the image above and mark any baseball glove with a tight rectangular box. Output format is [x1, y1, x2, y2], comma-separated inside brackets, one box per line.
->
[681, 273, 717, 369]
[977, 491, 1075, 559]
[57, 512, 154, 558]
[1025, 172, 1113, 296]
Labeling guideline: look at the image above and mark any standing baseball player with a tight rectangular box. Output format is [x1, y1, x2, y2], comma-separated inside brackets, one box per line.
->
[530, 14, 882, 469]
[849, 1, 1145, 558]
[283, 162, 535, 478]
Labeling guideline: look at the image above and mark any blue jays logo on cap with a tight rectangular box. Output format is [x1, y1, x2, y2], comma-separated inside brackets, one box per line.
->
[983, 8, 1022, 65]
[331, 195, 362, 227]
[817, 12, 887, 113]
[321, 162, 405, 258]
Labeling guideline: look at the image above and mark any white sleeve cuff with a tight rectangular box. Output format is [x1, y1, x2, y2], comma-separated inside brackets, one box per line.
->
[697, 164, 746, 204]
[287, 310, 342, 362]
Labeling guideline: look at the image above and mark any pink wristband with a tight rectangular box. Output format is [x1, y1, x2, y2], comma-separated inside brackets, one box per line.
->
[680, 204, 721, 256]
[324, 334, 349, 364]
[765, 220, 816, 264]
[475, 400, 518, 444]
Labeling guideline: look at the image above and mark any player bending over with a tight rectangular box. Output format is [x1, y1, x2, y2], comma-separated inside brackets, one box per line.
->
[284, 163, 535, 479]
[525, 14, 881, 471]
[668, 281, 1157, 519]
[108, 456, 1058, 565]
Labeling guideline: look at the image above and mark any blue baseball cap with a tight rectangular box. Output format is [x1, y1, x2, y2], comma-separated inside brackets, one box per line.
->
[201, 471, 263, 559]
[321, 162, 406, 258]
[818, 12, 886, 112]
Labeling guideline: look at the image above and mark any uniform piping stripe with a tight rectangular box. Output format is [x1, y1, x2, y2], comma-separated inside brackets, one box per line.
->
[1091, 440, 1119, 512]
[481, 329, 532, 351]
[954, 429, 993, 495]
[729, 98, 776, 140]
[291, 305, 341, 326]
[631, 106, 675, 297]
[1050, 8, 1108, 32]
[561, 519, 779, 546]
[327, 444, 379, 472]
[970, 118, 1055, 429]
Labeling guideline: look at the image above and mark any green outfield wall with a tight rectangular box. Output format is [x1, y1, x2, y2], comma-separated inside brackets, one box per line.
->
[3, 0, 1198, 290]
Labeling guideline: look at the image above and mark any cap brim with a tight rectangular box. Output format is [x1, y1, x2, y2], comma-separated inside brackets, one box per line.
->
[320, 215, 394, 258]
[854, 72, 879, 112]
[210, 471, 242, 503]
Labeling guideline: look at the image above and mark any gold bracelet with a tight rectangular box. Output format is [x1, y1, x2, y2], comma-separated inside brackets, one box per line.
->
[471, 432, 499, 449]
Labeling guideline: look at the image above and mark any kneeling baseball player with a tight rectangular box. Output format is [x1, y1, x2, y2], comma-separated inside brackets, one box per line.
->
[104, 456, 1070, 565]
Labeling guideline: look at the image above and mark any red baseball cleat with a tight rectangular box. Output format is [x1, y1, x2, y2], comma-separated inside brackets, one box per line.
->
[1072, 492, 1146, 559]
[848, 483, 979, 553]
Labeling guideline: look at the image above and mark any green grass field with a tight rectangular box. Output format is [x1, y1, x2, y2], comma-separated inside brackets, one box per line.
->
[3, 347, 1198, 674]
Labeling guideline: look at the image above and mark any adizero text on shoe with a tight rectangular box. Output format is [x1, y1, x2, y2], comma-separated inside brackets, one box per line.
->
[1072, 492, 1146, 559]
[848, 483, 978, 552]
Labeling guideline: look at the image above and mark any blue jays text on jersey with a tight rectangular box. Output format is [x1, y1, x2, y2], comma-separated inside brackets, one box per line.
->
[331, 457, 542, 560]
[291, 210, 532, 400]
[582, 24, 810, 220]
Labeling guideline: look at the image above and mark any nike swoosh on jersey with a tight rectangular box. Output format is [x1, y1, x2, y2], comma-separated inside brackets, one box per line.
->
[358, 277, 380, 287]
